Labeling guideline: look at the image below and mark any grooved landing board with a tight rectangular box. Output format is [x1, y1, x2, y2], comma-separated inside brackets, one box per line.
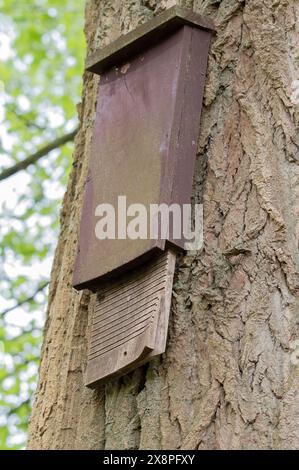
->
[85, 250, 176, 387]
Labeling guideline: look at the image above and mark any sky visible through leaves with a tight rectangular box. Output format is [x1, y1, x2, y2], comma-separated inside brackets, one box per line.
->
[0, 0, 85, 449]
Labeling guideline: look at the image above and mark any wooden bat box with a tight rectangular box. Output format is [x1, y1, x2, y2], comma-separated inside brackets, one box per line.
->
[72, 6, 214, 387]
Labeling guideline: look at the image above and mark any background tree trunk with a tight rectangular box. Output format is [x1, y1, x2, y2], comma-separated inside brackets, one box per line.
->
[28, 0, 299, 450]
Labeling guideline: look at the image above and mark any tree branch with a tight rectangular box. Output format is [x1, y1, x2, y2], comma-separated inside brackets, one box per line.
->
[8, 399, 31, 417]
[0, 128, 78, 181]
[2, 281, 49, 316]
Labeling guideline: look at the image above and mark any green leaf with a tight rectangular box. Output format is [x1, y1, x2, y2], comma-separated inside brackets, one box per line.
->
[0, 0, 85, 450]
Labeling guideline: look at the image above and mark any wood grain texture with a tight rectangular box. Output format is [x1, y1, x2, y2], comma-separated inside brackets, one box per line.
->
[86, 250, 176, 386]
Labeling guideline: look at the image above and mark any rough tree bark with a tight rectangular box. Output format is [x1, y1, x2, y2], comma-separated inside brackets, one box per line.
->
[28, 0, 299, 450]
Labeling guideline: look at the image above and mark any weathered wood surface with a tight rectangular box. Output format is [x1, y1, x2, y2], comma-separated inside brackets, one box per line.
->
[86, 5, 214, 74]
[86, 250, 176, 386]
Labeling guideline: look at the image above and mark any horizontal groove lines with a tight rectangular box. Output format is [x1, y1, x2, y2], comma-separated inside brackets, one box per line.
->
[88, 252, 169, 361]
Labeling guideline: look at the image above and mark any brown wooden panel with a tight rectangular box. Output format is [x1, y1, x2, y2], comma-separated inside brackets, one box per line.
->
[73, 21, 212, 290]
[160, 26, 211, 249]
[85, 250, 176, 387]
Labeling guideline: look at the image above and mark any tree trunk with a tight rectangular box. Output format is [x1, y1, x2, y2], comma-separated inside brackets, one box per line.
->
[27, 0, 299, 450]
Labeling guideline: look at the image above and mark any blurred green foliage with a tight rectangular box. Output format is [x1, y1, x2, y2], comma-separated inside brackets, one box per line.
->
[0, 0, 85, 449]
